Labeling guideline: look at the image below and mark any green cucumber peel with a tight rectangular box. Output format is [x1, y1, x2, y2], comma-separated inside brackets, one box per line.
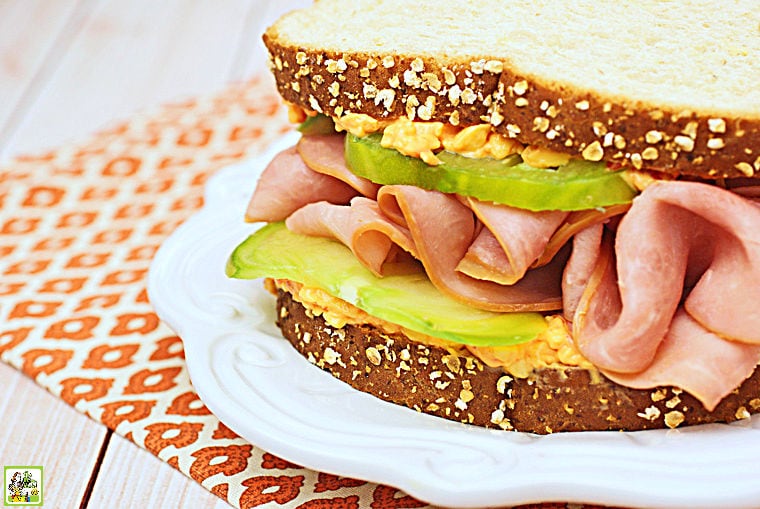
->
[345, 133, 636, 211]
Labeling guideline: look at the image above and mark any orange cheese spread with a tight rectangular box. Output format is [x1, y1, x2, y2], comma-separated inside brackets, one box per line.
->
[270, 279, 594, 379]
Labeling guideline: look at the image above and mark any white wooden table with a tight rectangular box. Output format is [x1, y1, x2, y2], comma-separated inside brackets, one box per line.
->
[0, 2, 307, 507]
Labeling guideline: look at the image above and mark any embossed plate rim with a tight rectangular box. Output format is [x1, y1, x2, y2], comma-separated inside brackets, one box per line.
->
[148, 132, 760, 509]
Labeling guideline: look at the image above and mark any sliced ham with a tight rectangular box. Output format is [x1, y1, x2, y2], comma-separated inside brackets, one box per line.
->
[457, 198, 567, 284]
[246, 146, 358, 222]
[535, 204, 629, 267]
[574, 180, 760, 382]
[252, 139, 760, 410]
[297, 134, 381, 198]
[285, 197, 416, 277]
[562, 223, 604, 321]
[676, 190, 760, 344]
[287, 185, 564, 311]
[377, 186, 564, 312]
[603, 310, 760, 412]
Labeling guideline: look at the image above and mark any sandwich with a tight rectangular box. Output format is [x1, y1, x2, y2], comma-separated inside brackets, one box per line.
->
[226, 0, 760, 433]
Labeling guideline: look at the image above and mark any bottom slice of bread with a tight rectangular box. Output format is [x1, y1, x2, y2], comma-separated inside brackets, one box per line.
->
[276, 289, 760, 433]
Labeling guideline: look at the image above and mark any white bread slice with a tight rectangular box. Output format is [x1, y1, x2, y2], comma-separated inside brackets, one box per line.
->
[264, 0, 760, 179]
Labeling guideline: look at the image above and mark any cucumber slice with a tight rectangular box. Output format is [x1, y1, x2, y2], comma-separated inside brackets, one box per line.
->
[345, 133, 636, 211]
[227, 222, 548, 346]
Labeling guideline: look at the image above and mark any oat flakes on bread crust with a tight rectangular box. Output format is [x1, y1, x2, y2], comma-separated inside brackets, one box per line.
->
[263, 0, 760, 179]
[276, 289, 760, 434]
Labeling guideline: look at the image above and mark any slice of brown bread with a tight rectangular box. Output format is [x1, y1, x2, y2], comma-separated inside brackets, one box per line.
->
[263, 0, 759, 179]
[275, 288, 760, 433]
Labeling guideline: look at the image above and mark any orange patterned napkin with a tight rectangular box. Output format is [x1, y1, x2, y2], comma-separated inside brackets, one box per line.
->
[0, 76, 606, 509]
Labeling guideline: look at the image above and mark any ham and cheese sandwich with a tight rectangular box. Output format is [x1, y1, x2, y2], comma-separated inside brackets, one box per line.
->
[226, 0, 760, 433]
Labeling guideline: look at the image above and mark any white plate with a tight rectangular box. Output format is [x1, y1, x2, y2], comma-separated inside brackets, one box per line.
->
[148, 134, 760, 509]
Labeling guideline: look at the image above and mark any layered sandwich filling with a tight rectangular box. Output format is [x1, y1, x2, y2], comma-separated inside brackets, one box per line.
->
[271, 278, 593, 379]
[228, 111, 760, 412]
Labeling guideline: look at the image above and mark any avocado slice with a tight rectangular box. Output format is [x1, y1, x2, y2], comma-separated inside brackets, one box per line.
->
[227, 222, 548, 346]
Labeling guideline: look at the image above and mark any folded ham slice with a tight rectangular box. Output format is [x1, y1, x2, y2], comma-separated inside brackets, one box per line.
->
[251, 138, 591, 303]
[249, 137, 760, 410]
[604, 309, 760, 411]
[535, 204, 629, 267]
[572, 181, 760, 408]
[297, 134, 380, 198]
[457, 198, 567, 284]
[285, 197, 416, 276]
[377, 186, 565, 312]
[562, 222, 604, 321]
[245, 147, 358, 222]
[288, 185, 565, 312]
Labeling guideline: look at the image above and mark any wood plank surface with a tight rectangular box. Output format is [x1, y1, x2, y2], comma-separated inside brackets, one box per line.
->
[0, 1, 304, 507]
[0, 0, 84, 143]
[87, 433, 228, 508]
[2, 0, 256, 158]
[0, 363, 107, 507]
[0, 4, 112, 506]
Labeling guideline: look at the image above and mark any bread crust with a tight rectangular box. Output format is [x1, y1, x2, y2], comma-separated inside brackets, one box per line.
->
[275, 289, 760, 433]
[263, 32, 760, 180]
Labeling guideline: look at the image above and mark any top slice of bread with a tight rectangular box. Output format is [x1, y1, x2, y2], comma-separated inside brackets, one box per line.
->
[263, 0, 760, 179]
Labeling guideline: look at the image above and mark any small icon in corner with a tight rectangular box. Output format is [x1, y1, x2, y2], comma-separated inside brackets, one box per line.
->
[4, 466, 43, 506]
